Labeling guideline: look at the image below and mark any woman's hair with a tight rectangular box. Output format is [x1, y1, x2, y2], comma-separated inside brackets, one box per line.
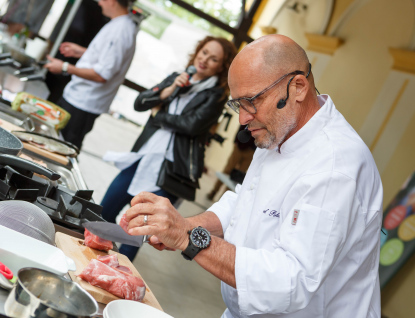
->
[186, 36, 237, 97]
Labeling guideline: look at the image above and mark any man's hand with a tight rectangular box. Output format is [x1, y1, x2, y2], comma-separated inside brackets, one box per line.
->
[59, 42, 86, 58]
[43, 55, 64, 74]
[125, 192, 191, 251]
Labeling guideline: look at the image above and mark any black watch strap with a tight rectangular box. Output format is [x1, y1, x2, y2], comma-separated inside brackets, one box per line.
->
[181, 243, 200, 261]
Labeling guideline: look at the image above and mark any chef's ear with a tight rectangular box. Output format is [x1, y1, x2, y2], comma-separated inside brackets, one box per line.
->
[294, 74, 309, 103]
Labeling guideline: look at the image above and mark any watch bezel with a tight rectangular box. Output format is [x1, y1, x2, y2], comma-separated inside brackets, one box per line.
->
[189, 227, 211, 249]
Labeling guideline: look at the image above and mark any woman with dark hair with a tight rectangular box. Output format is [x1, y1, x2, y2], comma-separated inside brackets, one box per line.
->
[101, 36, 237, 261]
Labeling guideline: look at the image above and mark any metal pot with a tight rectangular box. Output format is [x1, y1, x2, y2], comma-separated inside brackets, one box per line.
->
[4, 267, 99, 318]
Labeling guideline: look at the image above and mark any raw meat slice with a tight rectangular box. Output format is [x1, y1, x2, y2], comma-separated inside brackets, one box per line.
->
[78, 259, 145, 301]
[119, 214, 129, 233]
[97, 254, 119, 267]
[84, 228, 113, 251]
[96, 254, 133, 275]
[115, 265, 133, 275]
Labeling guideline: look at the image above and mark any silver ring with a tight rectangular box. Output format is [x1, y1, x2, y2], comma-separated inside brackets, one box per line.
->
[143, 215, 148, 225]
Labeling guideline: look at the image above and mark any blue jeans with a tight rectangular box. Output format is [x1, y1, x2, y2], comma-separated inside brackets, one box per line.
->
[100, 160, 178, 261]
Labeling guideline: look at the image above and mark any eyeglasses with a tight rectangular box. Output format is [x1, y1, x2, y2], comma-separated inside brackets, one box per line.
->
[227, 63, 311, 114]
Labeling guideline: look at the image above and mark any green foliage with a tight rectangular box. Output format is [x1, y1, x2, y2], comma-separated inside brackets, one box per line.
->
[143, 0, 242, 39]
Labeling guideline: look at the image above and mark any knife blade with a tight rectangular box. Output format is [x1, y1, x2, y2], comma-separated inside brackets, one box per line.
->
[83, 221, 145, 247]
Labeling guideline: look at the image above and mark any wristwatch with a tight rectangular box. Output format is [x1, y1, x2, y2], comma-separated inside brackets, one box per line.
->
[62, 62, 69, 76]
[181, 226, 211, 261]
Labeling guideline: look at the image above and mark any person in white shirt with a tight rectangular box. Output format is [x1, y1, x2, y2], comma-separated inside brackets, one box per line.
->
[122, 35, 383, 318]
[44, 0, 136, 149]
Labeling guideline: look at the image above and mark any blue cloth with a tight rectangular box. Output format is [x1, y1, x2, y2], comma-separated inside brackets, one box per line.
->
[101, 160, 178, 261]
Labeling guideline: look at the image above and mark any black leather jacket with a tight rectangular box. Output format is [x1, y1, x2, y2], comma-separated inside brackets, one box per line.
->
[132, 73, 226, 181]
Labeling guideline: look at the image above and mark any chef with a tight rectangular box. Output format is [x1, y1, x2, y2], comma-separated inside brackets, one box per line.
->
[124, 34, 383, 318]
[44, 0, 136, 150]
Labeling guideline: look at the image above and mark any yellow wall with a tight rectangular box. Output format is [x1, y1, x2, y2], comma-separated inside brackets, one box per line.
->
[318, 0, 414, 130]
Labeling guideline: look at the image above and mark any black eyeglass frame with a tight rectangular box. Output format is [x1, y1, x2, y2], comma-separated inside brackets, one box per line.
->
[227, 63, 312, 114]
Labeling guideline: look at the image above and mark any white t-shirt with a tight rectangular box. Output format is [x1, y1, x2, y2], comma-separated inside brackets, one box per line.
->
[63, 14, 136, 115]
[209, 95, 383, 318]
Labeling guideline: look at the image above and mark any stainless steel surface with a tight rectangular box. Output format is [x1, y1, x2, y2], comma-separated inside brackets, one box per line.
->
[0, 287, 9, 315]
[0, 66, 49, 100]
[34, 123, 58, 139]
[69, 158, 88, 190]
[44, 159, 82, 192]
[0, 275, 12, 290]
[0, 104, 34, 132]
[5, 267, 98, 318]
[84, 222, 145, 247]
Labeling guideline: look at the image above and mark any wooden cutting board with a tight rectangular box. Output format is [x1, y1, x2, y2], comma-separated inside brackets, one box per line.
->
[55, 232, 163, 311]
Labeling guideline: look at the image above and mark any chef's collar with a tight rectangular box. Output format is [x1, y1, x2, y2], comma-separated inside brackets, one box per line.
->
[278, 94, 334, 154]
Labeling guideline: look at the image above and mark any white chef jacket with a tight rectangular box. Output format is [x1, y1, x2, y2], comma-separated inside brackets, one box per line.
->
[209, 95, 383, 318]
[63, 14, 136, 115]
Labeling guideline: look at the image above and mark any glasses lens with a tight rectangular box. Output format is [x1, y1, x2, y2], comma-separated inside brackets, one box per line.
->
[239, 99, 256, 114]
[227, 100, 240, 114]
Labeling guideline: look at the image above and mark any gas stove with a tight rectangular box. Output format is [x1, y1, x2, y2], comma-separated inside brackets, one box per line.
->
[0, 155, 105, 232]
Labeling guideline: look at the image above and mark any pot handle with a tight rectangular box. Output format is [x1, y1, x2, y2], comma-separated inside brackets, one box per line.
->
[0, 154, 60, 180]
[65, 256, 76, 272]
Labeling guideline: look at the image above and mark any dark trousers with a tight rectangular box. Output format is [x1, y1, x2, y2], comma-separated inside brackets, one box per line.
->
[101, 160, 178, 261]
[58, 97, 100, 150]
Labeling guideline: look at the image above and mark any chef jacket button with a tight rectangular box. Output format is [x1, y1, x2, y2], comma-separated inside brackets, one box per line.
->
[230, 219, 234, 226]
[250, 184, 254, 190]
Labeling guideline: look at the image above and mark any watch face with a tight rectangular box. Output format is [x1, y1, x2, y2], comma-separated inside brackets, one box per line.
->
[190, 227, 211, 249]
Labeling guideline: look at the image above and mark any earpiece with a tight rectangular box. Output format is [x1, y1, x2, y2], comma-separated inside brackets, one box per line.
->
[276, 76, 295, 109]
[277, 98, 287, 109]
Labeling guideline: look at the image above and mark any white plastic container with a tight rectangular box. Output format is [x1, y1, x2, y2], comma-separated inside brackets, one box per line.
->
[0, 225, 76, 276]
[104, 300, 174, 318]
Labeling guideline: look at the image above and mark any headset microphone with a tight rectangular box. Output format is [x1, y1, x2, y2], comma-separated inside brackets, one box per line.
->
[277, 76, 295, 109]
[277, 63, 312, 110]
[237, 126, 252, 143]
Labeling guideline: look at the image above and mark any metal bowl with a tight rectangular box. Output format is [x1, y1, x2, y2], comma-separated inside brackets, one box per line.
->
[5, 267, 98, 318]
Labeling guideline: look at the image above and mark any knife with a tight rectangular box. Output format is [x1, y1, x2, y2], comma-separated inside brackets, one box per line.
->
[83, 221, 148, 248]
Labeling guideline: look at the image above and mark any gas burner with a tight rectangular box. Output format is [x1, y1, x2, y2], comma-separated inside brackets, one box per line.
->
[0, 164, 105, 232]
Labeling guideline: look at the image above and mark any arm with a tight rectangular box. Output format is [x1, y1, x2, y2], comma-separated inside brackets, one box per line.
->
[44, 56, 106, 83]
[125, 191, 238, 287]
[152, 90, 226, 137]
[133, 74, 178, 112]
[59, 42, 87, 58]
